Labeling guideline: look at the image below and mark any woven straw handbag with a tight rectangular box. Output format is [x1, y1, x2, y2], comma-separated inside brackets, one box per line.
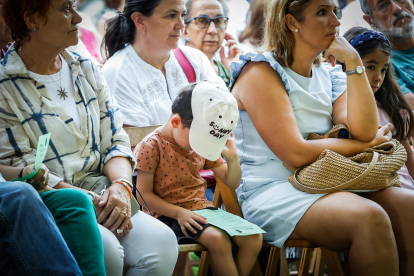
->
[284, 125, 407, 194]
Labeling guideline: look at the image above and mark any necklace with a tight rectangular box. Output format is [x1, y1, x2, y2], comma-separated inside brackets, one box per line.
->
[19, 47, 68, 100]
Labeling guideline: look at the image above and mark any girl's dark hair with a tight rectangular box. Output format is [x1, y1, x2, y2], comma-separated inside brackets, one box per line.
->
[171, 83, 198, 128]
[103, 0, 162, 59]
[343, 26, 414, 141]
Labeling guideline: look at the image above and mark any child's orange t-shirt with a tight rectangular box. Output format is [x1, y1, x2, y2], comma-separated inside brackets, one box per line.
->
[133, 129, 226, 217]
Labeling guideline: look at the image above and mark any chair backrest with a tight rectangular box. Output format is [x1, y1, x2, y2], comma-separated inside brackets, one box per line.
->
[215, 178, 243, 217]
[124, 126, 161, 148]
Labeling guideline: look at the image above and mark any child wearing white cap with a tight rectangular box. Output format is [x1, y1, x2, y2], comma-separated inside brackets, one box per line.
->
[133, 82, 262, 276]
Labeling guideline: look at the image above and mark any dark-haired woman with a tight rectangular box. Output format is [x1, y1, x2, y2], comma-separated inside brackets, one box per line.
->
[0, 0, 178, 275]
[101, 0, 225, 128]
[343, 27, 414, 189]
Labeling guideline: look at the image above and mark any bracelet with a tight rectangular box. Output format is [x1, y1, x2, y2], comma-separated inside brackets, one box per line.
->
[113, 180, 132, 199]
[86, 191, 96, 202]
[112, 178, 133, 189]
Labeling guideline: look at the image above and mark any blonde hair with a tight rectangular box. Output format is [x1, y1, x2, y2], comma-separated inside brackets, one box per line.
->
[263, 0, 322, 67]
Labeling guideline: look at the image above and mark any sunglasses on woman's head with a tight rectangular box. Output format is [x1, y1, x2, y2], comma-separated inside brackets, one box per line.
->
[185, 16, 229, 29]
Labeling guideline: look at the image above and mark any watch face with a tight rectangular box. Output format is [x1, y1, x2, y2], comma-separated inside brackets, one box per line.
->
[356, 67, 363, 74]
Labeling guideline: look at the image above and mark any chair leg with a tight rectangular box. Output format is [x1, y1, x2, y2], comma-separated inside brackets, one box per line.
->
[265, 247, 281, 276]
[198, 251, 211, 276]
[298, 248, 312, 276]
[309, 249, 317, 274]
[186, 253, 196, 276]
[313, 249, 324, 276]
[173, 252, 188, 276]
[279, 249, 290, 276]
[320, 248, 344, 276]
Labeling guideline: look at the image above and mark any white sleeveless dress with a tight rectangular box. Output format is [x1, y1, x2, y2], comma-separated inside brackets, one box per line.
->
[230, 52, 347, 247]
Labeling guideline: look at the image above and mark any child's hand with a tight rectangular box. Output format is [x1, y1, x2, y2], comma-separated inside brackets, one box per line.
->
[176, 208, 208, 237]
[221, 133, 238, 160]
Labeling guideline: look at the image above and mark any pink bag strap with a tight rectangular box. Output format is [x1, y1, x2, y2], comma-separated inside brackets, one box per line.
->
[173, 48, 196, 83]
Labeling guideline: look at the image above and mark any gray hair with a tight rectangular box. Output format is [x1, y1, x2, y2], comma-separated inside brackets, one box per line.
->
[359, 0, 371, 15]
[185, 0, 229, 22]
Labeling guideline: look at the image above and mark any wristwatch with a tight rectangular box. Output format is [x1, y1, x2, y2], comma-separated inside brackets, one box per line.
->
[346, 65, 365, 76]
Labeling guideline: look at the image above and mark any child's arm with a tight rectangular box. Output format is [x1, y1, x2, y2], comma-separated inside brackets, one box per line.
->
[211, 133, 241, 190]
[136, 169, 208, 236]
[402, 140, 414, 178]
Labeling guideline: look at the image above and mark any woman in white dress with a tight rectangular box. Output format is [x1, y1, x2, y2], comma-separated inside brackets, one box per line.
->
[101, 0, 225, 128]
[230, 0, 414, 275]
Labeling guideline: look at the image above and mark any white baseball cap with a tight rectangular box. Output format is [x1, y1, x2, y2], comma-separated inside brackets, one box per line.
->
[189, 82, 239, 161]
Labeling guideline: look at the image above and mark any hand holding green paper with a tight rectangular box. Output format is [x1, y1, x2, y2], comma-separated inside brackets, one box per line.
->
[12, 133, 51, 191]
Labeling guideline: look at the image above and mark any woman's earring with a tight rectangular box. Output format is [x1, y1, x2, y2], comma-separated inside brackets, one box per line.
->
[33, 27, 38, 32]
[142, 29, 145, 35]
[186, 37, 191, 42]
[295, 29, 298, 33]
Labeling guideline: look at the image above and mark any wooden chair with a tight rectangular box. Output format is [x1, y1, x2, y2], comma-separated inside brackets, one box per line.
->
[124, 126, 213, 276]
[124, 126, 344, 276]
[214, 177, 345, 276]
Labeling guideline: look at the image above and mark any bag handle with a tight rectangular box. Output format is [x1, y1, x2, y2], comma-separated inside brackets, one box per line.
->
[292, 152, 379, 194]
[173, 48, 196, 83]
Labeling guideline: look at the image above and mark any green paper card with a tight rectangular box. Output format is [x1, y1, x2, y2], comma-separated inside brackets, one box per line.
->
[193, 208, 266, 236]
[12, 133, 51, 182]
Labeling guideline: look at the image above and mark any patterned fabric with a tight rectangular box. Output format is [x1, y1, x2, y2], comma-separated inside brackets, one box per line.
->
[0, 43, 135, 186]
[1, 43, 12, 60]
[349, 31, 390, 48]
[133, 129, 225, 218]
[102, 45, 226, 127]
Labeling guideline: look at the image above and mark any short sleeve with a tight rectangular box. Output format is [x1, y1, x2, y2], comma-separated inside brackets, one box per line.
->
[229, 52, 291, 94]
[393, 64, 412, 94]
[204, 156, 226, 170]
[324, 63, 347, 103]
[133, 140, 160, 173]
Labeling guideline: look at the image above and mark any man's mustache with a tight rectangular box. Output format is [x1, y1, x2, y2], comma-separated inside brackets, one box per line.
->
[392, 11, 413, 26]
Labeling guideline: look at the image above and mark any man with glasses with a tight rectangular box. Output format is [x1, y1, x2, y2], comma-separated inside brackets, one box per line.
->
[184, 0, 242, 87]
[361, 0, 414, 108]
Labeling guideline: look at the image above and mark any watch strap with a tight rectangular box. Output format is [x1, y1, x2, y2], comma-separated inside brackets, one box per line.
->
[346, 66, 365, 76]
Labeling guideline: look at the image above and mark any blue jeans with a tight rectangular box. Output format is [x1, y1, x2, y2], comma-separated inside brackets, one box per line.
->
[0, 182, 82, 276]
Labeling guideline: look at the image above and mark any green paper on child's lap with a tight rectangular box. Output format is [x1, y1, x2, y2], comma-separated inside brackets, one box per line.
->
[193, 208, 266, 236]
[11, 133, 51, 182]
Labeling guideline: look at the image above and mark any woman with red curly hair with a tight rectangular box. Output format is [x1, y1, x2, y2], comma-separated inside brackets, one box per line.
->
[0, 0, 178, 275]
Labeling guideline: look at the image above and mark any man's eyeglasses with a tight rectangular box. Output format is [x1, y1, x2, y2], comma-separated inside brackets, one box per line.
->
[372, 0, 407, 13]
[185, 16, 229, 29]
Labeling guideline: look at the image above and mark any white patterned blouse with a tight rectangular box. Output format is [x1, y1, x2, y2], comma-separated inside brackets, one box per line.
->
[0, 43, 136, 187]
[102, 45, 226, 127]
